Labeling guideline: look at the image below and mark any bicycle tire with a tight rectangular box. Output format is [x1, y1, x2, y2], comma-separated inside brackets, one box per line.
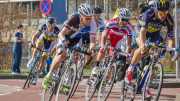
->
[70, 60, 84, 97]
[28, 58, 40, 87]
[142, 62, 163, 101]
[41, 58, 69, 101]
[85, 75, 97, 101]
[98, 62, 117, 101]
[23, 58, 38, 89]
[42, 69, 61, 101]
[55, 63, 77, 101]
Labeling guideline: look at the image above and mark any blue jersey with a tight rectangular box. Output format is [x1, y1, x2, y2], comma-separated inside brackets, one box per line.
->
[135, 7, 174, 37]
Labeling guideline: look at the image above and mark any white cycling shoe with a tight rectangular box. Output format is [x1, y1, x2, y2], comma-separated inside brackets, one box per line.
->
[91, 67, 99, 77]
[27, 57, 34, 68]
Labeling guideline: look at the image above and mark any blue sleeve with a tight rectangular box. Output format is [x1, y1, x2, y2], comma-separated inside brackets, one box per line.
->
[165, 14, 174, 37]
[99, 25, 105, 32]
[14, 32, 19, 37]
[140, 9, 154, 28]
[55, 26, 60, 38]
[38, 24, 46, 32]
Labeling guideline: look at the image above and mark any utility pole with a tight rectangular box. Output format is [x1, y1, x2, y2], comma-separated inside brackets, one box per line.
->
[105, 0, 109, 21]
[95, 0, 97, 5]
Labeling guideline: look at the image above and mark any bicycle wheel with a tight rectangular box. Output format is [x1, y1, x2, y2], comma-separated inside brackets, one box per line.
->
[142, 62, 163, 101]
[28, 60, 40, 87]
[98, 62, 117, 101]
[55, 63, 77, 101]
[42, 67, 61, 101]
[85, 75, 97, 101]
[23, 58, 38, 89]
[70, 60, 84, 97]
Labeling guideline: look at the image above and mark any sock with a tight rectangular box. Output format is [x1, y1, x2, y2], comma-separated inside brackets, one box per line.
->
[127, 63, 135, 72]
[94, 61, 100, 69]
[47, 71, 53, 78]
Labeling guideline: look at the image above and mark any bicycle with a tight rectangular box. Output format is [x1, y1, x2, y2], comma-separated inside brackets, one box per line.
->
[41, 45, 69, 101]
[23, 45, 46, 89]
[55, 46, 91, 101]
[121, 38, 179, 101]
[85, 43, 132, 101]
[70, 44, 92, 97]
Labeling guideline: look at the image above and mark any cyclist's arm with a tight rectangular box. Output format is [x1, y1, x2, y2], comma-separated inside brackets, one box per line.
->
[59, 27, 69, 41]
[98, 32, 102, 46]
[32, 31, 41, 44]
[126, 38, 132, 54]
[139, 27, 147, 46]
[101, 29, 109, 48]
[90, 37, 96, 50]
[168, 37, 175, 48]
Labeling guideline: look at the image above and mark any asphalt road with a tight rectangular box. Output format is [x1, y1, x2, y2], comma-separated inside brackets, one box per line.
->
[0, 78, 179, 101]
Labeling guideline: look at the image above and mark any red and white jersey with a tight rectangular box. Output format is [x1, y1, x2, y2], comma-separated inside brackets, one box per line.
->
[106, 18, 133, 39]
[104, 18, 133, 55]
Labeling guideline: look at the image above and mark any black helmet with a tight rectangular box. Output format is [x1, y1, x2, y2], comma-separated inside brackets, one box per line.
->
[155, 0, 170, 11]
[91, 5, 102, 14]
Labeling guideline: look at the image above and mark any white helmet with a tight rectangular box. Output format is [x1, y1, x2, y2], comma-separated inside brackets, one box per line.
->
[148, 1, 155, 6]
[117, 8, 131, 19]
[78, 4, 94, 17]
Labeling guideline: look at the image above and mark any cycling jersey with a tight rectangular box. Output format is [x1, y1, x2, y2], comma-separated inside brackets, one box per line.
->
[135, 7, 174, 38]
[58, 14, 97, 47]
[38, 24, 59, 41]
[105, 18, 133, 55]
[82, 18, 105, 45]
[37, 24, 60, 54]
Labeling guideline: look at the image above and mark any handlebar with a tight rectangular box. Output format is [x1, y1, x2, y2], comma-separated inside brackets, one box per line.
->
[104, 42, 109, 51]
[106, 46, 132, 57]
[144, 37, 179, 61]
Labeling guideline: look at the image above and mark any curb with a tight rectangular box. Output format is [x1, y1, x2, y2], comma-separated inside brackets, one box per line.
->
[175, 93, 180, 101]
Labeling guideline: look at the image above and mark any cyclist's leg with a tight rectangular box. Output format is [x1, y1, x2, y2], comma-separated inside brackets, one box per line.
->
[124, 31, 146, 85]
[81, 33, 91, 66]
[27, 35, 43, 68]
[91, 48, 106, 76]
[145, 34, 161, 98]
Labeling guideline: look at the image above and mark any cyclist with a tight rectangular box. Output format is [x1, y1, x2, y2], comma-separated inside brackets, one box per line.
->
[27, 17, 59, 85]
[81, 5, 105, 77]
[124, 0, 178, 98]
[42, 4, 97, 89]
[91, 8, 133, 96]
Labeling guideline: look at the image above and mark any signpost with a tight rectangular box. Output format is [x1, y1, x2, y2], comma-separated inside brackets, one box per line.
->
[40, 0, 52, 15]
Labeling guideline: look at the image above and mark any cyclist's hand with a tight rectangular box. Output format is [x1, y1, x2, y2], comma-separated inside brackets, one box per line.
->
[170, 53, 179, 61]
[48, 52, 52, 57]
[106, 39, 112, 46]
[62, 39, 69, 47]
[140, 44, 148, 53]
[31, 41, 36, 47]
[99, 47, 104, 54]
[91, 49, 96, 57]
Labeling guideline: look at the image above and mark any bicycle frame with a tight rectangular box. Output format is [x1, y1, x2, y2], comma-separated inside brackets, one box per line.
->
[137, 46, 163, 91]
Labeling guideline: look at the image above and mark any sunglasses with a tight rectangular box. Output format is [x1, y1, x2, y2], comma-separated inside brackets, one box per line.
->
[47, 24, 54, 27]
[83, 17, 93, 20]
[121, 18, 129, 22]
[94, 14, 101, 18]
[158, 10, 168, 14]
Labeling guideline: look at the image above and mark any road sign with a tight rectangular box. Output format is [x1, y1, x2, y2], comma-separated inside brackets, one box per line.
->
[40, 0, 52, 15]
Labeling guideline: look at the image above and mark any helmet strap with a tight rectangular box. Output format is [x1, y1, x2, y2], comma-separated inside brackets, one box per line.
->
[80, 18, 87, 27]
